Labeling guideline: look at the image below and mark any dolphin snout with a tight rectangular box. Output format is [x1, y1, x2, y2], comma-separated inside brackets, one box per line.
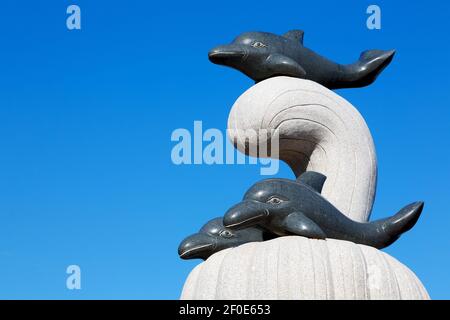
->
[178, 233, 216, 260]
[223, 200, 268, 230]
[208, 45, 248, 64]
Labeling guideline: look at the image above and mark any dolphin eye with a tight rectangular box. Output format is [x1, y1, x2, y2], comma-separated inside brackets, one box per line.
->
[252, 41, 267, 48]
[220, 230, 234, 238]
[266, 196, 284, 205]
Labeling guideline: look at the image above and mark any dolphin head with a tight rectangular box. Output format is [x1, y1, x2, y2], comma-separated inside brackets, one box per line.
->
[208, 32, 290, 81]
[178, 217, 266, 260]
[223, 179, 303, 230]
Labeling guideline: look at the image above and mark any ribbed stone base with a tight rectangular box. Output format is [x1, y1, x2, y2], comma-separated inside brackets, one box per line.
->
[181, 236, 429, 300]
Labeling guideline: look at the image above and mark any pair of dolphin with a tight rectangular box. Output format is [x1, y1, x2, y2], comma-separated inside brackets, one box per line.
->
[208, 29, 395, 89]
[178, 172, 424, 260]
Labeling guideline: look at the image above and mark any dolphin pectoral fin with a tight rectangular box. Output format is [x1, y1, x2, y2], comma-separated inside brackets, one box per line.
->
[265, 54, 307, 78]
[283, 212, 326, 239]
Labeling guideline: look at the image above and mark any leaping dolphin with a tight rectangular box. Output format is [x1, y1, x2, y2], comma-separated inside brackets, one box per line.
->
[208, 30, 395, 89]
[178, 217, 276, 260]
[223, 172, 424, 249]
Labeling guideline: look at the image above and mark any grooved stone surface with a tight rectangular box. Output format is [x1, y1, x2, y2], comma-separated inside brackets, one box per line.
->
[180, 237, 429, 300]
[227, 77, 377, 222]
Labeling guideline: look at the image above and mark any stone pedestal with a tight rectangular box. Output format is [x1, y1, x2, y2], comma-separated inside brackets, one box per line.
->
[180, 237, 429, 300]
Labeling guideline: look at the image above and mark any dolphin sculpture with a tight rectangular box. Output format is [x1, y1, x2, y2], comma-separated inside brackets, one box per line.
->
[178, 217, 277, 260]
[223, 172, 424, 249]
[208, 30, 395, 89]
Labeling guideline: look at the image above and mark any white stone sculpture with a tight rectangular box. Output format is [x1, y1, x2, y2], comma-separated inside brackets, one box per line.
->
[180, 237, 429, 300]
[228, 76, 377, 222]
[180, 77, 429, 300]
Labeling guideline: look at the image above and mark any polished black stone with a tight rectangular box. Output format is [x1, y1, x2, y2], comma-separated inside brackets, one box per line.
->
[209, 30, 395, 89]
[223, 172, 423, 249]
[178, 217, 276, 260]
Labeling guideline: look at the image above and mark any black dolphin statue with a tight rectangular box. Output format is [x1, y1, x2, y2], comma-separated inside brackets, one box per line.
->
[209, 30, 395, 89]
[223, 172, 424, 249]
[178, 217, 277, 260]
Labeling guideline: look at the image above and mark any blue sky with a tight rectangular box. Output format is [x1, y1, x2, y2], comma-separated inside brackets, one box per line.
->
[0, 0, 449, 299]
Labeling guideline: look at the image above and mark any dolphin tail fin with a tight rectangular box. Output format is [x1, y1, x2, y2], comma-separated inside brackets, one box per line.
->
[372, 201, 424, 248]
[344, 49, 395, 88]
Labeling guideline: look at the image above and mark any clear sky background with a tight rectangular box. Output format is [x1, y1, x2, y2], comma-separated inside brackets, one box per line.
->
[0, 0, 449, 299]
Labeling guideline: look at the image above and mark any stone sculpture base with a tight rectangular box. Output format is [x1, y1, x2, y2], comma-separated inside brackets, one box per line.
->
[180, 236, 429, 300]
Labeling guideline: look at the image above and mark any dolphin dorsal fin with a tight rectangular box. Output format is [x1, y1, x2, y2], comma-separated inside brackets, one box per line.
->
[283, 30, 304, 44]
[297, 171, 327, 193]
